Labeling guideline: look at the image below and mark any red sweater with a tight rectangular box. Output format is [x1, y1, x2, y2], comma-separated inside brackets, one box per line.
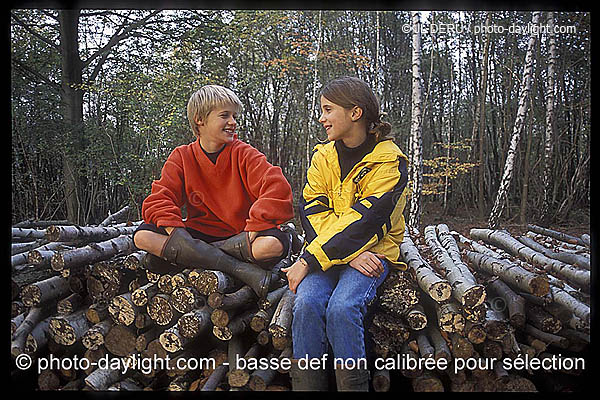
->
[142, 138, 294, 238]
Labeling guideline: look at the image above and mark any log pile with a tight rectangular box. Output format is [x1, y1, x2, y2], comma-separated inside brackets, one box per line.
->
[365, 223, 590, 392]
[11, 213, 590, 392]
[11, 213, 299, 391]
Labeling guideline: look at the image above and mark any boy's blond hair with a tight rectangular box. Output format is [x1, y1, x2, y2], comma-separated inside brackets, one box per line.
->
[187, 85, 243, 137]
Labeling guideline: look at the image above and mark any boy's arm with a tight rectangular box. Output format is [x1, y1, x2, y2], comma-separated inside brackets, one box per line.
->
[241, 147, 294, 232]
[141, 149, 187, 229]
[301, 157, 409, 272]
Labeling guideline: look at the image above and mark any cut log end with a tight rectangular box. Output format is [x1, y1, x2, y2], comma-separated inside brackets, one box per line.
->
[50, 253, 66, 271]
[49, 318, 76, 346]
[530, 276, 550, 297]
[430, 282, 453, 303]
[212, 326, 232, 341]
[462, 285, 486, 308]
[20, 285, 41, 307]
[159, 331, 183, 353]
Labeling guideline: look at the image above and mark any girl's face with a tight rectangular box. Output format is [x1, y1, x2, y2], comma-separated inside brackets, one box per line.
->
[318, 96, 356, 142]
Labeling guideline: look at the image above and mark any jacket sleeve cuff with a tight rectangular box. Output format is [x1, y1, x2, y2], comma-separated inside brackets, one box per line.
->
[300, 251, 322, 273]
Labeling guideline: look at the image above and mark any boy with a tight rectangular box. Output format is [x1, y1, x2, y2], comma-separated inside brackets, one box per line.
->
[133, 85, 295, 298]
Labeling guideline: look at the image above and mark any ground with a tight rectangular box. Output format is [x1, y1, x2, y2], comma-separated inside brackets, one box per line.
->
[419, 202, 591, 239]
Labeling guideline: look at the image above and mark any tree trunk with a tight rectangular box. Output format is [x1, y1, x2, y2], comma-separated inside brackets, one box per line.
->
[58, 10, 84, 224]
[488, 11, 541, 228]
[478, 12, 491, 218]
[45, 224, 138, 243]
[463, 250, 549, 297]
[51, 234, 134, 273]
[519, 99, 534, 225]
[408, 11, 424, 230]
[541, 11, 558, 222]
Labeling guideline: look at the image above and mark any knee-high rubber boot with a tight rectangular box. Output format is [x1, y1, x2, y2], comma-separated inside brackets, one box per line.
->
[159, 228, 273, 298]
[210, 231, 256, 263]
[141, 252, 187, 275]
[335, 367, 370, 391]
[289, 359, 329, 391]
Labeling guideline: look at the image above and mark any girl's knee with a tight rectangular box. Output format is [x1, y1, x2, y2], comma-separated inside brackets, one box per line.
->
[326, 297, 362, 323]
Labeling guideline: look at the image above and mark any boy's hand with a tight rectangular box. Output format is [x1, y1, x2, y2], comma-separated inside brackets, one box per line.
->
[349, 251, 386, 278]
[281, 258, 310, 294]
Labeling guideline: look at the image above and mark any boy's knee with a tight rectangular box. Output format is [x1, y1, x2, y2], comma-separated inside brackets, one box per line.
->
[251, 236, 284, 261]
[133, 230, 151, 251]
[133, 230, 168, 256]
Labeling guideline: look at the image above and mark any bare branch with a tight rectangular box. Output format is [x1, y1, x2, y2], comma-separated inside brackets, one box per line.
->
[11, 11, 60, 52]
[82, 9, 162, 78]
[11, 58, 61, 91]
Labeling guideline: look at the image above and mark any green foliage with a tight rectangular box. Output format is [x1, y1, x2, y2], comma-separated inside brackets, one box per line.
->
[10, 10, 590, 225]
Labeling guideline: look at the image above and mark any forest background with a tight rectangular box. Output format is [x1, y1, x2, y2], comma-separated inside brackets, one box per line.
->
[10, 10, 590, 235]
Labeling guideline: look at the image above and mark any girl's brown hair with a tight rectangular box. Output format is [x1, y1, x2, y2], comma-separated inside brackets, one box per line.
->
[320, 76, 391, 142]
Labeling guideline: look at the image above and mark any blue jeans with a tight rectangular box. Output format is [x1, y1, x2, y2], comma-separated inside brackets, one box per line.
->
[292, 260, 389, 361]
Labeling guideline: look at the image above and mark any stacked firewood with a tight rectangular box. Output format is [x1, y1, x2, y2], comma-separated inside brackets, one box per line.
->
[11, 208, 590, 392]
[11, 207, 299, 391]
[366, 223, 590, 392]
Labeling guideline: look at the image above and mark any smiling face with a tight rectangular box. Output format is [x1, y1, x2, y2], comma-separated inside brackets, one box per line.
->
[318, 96, 354, 141]
[319, 95, 367, 147]
[197, 104, 238, 153]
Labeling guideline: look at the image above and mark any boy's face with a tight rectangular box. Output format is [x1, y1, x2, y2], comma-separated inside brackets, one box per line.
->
[197, 104, 238, 151]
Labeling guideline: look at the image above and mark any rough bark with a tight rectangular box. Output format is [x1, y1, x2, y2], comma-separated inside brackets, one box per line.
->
[486, 277, 526, 328]
[527, 224, 586, 247]
[268, 289, 295, 339]
[213, 308, 256, 341]
[11, 306, 53, 356]
[82, 319, 113, 350]
[424, 225, 485, 307]
[400, 234, 452, 303]
[177, 306, 212, 339]
[488, 11, 541, 228]
[518, 235, 589, 270]
[51, 234, 134, 272]
[49, 309, 91, 346]
[20, 275, 71, 307]
[99, 205, 131, 227]
[408, 11, 424, 229]
[45, 224, 138, 243]
[470, 229, 589, 289]
[464, 250, 549, 297]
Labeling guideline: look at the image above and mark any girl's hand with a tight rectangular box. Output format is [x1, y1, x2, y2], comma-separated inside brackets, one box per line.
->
[281, 258, 310, 294]
[349, 251, 386, 278]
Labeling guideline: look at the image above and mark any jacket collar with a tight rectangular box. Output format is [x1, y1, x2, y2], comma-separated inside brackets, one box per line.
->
[314, 138, 407, 165]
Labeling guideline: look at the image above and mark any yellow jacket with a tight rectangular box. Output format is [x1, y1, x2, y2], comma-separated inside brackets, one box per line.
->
[299, 138, 409, 272]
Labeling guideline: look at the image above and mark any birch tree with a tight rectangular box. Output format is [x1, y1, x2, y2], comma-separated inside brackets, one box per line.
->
[408, 11, 424, 230]
[488, 11, 540, 228]
[541, 11, 557, 222]
[477, 12, 491, 217]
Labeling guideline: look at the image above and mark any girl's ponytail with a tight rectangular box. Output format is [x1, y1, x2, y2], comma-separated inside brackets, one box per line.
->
[368, 112, 392, 142]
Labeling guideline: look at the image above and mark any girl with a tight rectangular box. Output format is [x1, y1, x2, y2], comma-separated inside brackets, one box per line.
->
[282, 76, 409, 391]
